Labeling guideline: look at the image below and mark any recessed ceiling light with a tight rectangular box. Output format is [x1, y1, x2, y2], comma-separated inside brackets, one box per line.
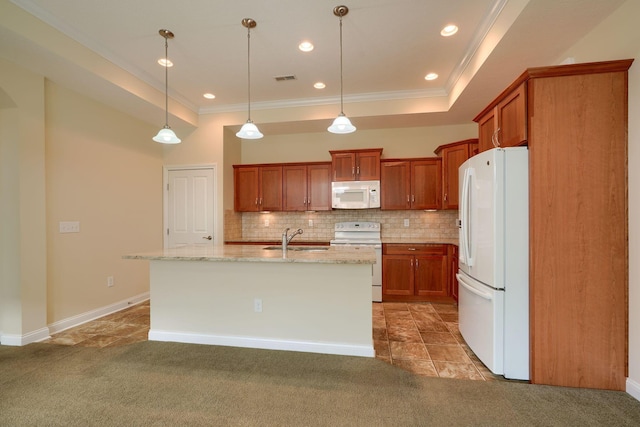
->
[440, 24, 458, 37]
[425, 73, 438, 81]
[314, 82, 326, 89]
[203, 93, 216, 99]
[298, 41, 314, 52]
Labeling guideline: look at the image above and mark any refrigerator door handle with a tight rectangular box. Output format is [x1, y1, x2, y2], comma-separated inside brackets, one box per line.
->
[457, 273, 492, 301]
[460, 167, 475, 267]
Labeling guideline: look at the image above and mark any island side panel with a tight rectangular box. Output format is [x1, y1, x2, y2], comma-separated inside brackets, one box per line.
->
[148, 259, 374, 357]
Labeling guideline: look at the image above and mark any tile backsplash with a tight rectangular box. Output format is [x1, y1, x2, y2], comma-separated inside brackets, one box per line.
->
[224, 209, 459, 242]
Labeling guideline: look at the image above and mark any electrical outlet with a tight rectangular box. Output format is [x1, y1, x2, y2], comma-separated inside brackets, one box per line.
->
[107, 276, 114, 287]
[264, 219, 269, 227]
[404, 219, 410, 227]
[308, 219, 313, 227]
[59, 221, 80, 233]
[254, 298, 263, 313]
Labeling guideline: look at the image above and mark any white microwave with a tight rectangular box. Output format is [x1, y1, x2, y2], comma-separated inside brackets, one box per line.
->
[331, 180, 381, 209]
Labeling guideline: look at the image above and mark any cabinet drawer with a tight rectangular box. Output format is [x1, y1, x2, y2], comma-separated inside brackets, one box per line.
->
[383, 244, 446, 255]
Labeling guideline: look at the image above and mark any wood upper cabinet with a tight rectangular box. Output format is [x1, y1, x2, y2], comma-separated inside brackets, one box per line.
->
[282, 163, 331, 211]
[330, 148, 382, 181]
[233, 165, 282, 212]
[434, 139, 478, 210]
[381, 158, 441, 210]
[474, 82, 527, 153]
[382, 244, 449, 302]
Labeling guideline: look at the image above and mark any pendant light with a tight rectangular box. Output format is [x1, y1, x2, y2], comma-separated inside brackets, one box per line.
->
[236, 18, 264, 140]
[153, 29, 181, 144]
[328, 5, 356, 134]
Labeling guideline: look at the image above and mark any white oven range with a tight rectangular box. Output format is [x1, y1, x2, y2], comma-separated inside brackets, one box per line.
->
[330, 221, 382, 302]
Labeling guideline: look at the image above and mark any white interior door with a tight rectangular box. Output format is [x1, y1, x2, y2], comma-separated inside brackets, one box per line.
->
[165, 167, 215, 248]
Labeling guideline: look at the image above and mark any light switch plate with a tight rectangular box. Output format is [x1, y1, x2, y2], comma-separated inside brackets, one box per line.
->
[403, 219, 410, 227]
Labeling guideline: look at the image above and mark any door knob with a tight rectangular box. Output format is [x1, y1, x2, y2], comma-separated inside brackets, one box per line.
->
[202, 236, 212, 240]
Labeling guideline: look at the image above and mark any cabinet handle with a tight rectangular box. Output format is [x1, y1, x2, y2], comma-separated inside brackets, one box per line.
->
[407, 195, 410, 203]
[259, 198, 263, 206]
[412, 195, 415, 203]
[357, 166, 360, 175]
[444, 193, 447, 202]
[255, 198, 258, 206]
[352, 166, 355, 177]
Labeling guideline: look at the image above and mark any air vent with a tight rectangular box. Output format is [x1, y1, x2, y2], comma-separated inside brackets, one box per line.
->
[274, 75, 297, 82]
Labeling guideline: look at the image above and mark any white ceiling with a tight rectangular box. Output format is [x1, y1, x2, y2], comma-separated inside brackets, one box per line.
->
[0, 0, 628, 134]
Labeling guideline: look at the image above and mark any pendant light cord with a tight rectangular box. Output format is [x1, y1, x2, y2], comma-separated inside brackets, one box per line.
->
[246, 24, 252, 122]
[163, 36, 169, 127]
[339, 14, 344, 115]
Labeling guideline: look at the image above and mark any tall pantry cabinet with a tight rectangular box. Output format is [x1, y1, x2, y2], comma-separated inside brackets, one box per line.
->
[474, 59, 633, 391]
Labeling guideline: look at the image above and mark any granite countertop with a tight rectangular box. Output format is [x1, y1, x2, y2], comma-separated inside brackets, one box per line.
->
[381, 238, 458, 245]
[124, 244, 375, 264]
[224, 239, 330, 245]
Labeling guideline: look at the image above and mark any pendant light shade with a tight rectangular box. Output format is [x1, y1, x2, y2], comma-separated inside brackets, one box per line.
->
[328, 5, 356, 134]
[153, 29, 181, 144]
[237, 18, 263, 140]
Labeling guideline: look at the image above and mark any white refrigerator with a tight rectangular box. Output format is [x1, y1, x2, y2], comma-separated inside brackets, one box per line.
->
[457, 147, 529, 380]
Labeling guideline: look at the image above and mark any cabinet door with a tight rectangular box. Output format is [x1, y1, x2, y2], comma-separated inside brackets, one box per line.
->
[496, 82, 527, 147]
[441, 145, 470, 210]
[477, 109, 496, 153]
[259, 166, 282, 211]
[234, 166, 259, 212]
[381, 161, 411, 210]
[382, 255, 413, 296]
[307, 163, 332, 211]
[411, 159, 441, 210]
[356, 151, 381, 180]
[450, 245, 459, 302]
[414, 255, 448, 298]
[331, 152, 356, 181]
[282, 165, 307, 211]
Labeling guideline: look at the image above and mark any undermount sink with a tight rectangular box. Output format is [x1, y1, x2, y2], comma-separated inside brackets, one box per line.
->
[263, 246, 329, 252]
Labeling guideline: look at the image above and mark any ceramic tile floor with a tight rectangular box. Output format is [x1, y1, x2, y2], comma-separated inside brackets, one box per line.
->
[43, 301, 150, 348]
[44, 299, 501, 381]
[373, 302, 503, 381]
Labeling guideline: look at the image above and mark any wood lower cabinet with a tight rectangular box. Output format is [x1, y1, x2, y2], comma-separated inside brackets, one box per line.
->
[233, 165, 282, 212]
[475, 81, 527, 153]
[330, 148, 382, 181]
[282, 163, 331, 211]
[382, 244, 449, 302]
[449, 245, 458, 302]
[380, 158, 441, 210]
[434, 139, 478, 210]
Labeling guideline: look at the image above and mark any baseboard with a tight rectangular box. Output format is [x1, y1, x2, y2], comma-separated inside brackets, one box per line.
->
[627, 378, 640, 402]
[47, 292, 150, 335]
[0, 327, 51, 346]
[148, 329, 375, 358]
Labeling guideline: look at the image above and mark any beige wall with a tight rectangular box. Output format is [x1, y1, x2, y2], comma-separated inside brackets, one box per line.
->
[558, 0, 640, 398]
[0, 59, 47, 342]
[44, 82, 164, 324]
[238, 124, 477, 164]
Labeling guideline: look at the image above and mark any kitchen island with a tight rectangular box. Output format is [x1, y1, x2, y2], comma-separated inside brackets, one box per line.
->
[124, 245, 376, 357]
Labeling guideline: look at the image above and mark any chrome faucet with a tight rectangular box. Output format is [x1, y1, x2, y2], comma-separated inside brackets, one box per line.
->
[282, 228, 304, 251]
